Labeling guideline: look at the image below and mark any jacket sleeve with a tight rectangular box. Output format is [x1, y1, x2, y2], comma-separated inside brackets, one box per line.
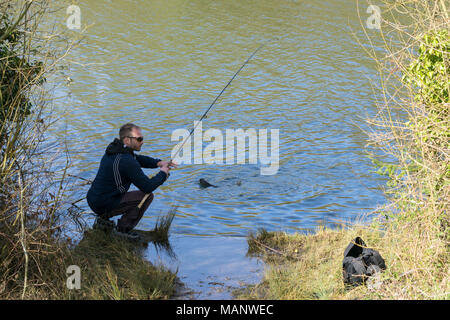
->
[123, 157, 167, 193]
[135, 154, 161, 168]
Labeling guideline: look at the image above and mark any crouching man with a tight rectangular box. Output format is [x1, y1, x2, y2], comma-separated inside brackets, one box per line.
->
[87, 123, 176, 240]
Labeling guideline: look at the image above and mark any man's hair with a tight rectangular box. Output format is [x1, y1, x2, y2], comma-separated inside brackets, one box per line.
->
[119, 123, 140, 142]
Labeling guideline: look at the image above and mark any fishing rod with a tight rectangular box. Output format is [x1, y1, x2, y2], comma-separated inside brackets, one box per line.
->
[137, 40, 271, 209]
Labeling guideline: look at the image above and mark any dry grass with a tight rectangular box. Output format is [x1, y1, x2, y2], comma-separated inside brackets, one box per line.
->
[242, 227, 383, 299]
[65, 230, 177, 300]
[1, 229, 177, 300]
[243, 216, 448, 299]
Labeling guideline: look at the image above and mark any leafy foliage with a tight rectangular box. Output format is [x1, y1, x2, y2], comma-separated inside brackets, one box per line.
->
[403, 30, 450, 105]
[0, 12, 45, 124]
[373, 30, 449, 198]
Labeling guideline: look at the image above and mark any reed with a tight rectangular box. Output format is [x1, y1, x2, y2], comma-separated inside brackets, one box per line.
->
[153, 206, 177, 242]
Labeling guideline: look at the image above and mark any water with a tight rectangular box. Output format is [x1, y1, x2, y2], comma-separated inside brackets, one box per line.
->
[47, 0, 389, 298]
[145, 235, 263, 299]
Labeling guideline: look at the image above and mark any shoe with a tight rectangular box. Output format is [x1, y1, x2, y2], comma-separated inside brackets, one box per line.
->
[112, 228, 142, 242]
[93, 216, 115, 232]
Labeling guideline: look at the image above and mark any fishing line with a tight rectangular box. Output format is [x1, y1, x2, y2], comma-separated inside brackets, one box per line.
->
[171, 40, 271, 160]
[138, 39, 274, 209]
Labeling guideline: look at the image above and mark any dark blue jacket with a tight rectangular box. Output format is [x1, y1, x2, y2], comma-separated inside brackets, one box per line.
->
[87, 138, 168, 215]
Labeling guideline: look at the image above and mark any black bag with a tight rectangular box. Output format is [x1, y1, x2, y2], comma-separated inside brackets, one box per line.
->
[342, 237, 386, 286]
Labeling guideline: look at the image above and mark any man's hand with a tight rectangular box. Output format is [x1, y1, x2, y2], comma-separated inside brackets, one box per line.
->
[160, 164, 171, 177]
[157, 160, 178, 169]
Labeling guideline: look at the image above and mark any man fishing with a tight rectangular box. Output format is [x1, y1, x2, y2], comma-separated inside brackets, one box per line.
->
[85, 42, 268, 242]
[87, 123, 177, 240]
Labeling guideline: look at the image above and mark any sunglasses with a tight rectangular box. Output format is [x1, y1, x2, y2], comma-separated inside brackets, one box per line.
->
[127, 136, 144, 142]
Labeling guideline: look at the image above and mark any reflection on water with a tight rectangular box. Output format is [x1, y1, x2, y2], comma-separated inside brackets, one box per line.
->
[145, 235, 263, 299]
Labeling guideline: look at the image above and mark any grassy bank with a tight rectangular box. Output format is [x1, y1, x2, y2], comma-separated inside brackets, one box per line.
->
[240, 0, 449, 300]
[241, 220, 447, 299]
[1, 229, 177, 300]
[0, 1, 177, 299]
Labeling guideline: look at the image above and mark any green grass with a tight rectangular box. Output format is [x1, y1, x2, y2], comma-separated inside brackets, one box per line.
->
[1, 229, 178, 300]
[66, 229, 178, 300]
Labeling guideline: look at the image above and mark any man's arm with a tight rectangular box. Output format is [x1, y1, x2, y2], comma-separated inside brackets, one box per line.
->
[135, 154, 161, 168]
[123, 158, 168, 194]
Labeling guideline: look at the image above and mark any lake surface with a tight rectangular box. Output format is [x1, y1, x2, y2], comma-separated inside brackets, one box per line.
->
[48, 0, 389, 298]
[145, 235, 263, 299]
